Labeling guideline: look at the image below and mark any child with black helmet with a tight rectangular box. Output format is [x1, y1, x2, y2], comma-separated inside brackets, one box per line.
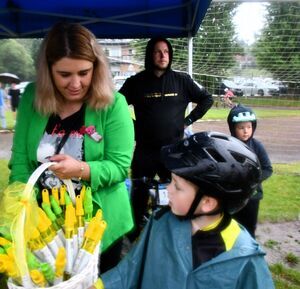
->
[91, 131, 274, 289]
[227, 104, 273, 238]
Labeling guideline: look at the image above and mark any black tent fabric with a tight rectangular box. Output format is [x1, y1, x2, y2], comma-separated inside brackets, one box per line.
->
[0, 0, 212, 39]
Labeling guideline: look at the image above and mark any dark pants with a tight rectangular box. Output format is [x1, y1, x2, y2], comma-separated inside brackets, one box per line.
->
[99, 237, 123, 273]
[128, 145, 171, 242]
[233, 198, 260, 238]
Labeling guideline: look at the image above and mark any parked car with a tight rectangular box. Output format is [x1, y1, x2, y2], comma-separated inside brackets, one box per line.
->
[113, 76, 128, 90]
[215, 80, 243, 97]
[113, 73, 136, 90]
[239, 81, 280, 97]
[269, 80, 288, 94]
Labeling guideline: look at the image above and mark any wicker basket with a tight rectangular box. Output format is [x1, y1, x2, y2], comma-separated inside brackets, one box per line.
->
[6, 163, 99, 289]
[7, 246, 99, 289]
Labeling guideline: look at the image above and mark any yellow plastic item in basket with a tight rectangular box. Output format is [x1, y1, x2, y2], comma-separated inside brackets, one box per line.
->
[0, 181, 39, 286]
[0, 163, 100, 289]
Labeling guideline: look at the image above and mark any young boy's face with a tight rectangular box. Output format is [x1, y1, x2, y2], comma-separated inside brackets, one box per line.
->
[234, 121, 253, 142]
[167, 173, 199, 216]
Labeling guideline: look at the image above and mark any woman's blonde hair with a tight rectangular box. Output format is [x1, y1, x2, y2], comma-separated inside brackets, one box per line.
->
[36, 22, 114, 115]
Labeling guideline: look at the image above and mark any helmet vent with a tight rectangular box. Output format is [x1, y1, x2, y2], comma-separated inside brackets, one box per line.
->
[230, 151, 247, 164]
[205, 148, 226, 162]
[181, 151, 202, 166]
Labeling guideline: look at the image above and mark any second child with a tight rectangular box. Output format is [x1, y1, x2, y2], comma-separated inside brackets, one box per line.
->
[227, 104, 273, 237]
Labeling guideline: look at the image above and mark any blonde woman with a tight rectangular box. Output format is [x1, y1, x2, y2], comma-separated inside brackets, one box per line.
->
[9, 22, 134, 272]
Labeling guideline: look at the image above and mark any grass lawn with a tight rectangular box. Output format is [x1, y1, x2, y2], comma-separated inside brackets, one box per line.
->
[235, 97, 300, 108]
[201, 107, 300, 121]
[213, 95, 300, 109]
[259, 162, 300, 222]
[2, 109, 14, 130]
[270, 263, 300, 289]
[0, 160, 9, 190]
[130, 104, 300, 122]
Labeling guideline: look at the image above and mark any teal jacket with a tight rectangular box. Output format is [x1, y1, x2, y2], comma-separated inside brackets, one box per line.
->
[103, 212, 275, 289]
[9, 83, 135, 251]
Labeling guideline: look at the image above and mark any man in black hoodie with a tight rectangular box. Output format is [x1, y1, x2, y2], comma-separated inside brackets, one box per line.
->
[120, 38, 213, 241]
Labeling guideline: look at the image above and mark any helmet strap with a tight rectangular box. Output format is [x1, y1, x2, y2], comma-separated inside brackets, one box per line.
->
[175, 190, 222, 220]
[185, 189, 204, 219]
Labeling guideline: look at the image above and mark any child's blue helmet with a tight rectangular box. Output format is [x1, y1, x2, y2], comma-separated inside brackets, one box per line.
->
[227, 104, 257, 137]
[161, 131, 261, 217]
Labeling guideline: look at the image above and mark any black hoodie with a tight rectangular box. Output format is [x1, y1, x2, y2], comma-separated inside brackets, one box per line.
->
[119, 38, 213, 148]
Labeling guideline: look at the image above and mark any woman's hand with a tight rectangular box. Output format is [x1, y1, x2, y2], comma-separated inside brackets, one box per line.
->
[49, 154, 90, 181]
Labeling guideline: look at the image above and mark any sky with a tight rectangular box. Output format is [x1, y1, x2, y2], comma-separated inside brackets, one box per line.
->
[233, 2, 268, 44]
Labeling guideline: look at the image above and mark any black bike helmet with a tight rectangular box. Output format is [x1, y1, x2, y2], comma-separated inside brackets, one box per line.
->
[161, 131, 261, 217]
[227, 104, 257, 137]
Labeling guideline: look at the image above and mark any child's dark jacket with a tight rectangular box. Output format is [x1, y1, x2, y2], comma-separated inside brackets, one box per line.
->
[245, 138, 273, 199]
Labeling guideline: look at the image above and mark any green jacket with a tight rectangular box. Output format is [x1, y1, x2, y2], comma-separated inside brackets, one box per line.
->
[9, 83, 135, 251]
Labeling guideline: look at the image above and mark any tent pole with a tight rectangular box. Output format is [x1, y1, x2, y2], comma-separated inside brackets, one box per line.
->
[188, 35, 193, 114]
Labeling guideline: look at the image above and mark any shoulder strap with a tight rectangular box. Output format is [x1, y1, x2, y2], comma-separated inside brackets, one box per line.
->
[55, 130, 72, 154]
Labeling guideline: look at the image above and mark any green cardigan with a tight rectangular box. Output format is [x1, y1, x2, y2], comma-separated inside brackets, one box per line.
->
[9, 83, 135, 251]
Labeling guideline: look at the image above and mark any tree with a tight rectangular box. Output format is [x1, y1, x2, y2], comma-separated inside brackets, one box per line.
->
[172, 3, 243, 91]
[253, 2, 300, 84]
[0, 39, 35, 81]
[194, 2, 243, 73]
[16, 38, 43, 66]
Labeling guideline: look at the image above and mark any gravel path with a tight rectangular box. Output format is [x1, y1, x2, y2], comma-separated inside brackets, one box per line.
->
[256, 220, 300, 269]
[193, 116, 300, 164]
[0, 131, 13, 159]
[2, 116, 300, 163]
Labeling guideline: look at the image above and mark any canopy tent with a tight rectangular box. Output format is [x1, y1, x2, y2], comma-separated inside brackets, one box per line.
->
[0, 0, 212, 39]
